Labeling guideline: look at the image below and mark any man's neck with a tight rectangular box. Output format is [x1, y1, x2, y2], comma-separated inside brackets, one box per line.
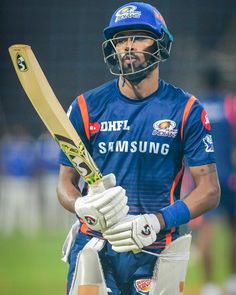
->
[118, 68, 159, 100]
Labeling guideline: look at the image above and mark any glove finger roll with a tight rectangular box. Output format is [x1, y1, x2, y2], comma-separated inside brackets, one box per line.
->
[105, 206, 129, 227]
[93, 187, 125, 209]
[99, 194, 127, 215]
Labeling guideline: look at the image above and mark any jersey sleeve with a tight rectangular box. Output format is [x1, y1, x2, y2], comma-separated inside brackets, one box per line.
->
[59, 97, 91, 167]
[183, 99, 216, 167]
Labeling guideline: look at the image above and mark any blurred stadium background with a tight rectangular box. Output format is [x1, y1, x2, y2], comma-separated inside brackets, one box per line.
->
[0, 0, 236, 294]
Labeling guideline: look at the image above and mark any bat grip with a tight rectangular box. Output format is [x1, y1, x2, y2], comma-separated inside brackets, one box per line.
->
[90, 181, 106, 194]
[89, 173, 116, 194]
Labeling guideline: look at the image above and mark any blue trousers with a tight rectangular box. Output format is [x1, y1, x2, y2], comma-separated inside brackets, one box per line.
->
[67, 231, 162, 295]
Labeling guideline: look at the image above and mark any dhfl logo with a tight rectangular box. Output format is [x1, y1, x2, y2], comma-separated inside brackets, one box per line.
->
[134, 278, 152, 294]
[201, 110, 211, 130]
[89, 122, 101, 134]
[90, 120, 130, 133]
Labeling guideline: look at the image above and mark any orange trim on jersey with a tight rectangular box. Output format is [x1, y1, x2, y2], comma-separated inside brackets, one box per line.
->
[77, 95, 90, 140]
[170, 161, 185, 204]
[165, 97, 196, 245]
[165, 161, 185, 245]
[165, 233, 171, 245]
[181, 95, 196, 140]
[80, 222, 89, 234]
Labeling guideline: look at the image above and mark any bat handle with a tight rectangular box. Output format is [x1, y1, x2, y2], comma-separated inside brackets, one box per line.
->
[90, 181, 106, 193]
[90, 173, 116, 194]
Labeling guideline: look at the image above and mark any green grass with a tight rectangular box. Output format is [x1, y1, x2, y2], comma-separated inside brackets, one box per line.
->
[0, 224, 230, 295]
[0, 231, 68, 295]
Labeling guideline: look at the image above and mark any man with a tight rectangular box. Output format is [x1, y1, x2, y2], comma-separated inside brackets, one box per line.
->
[57, 3, 220, 295]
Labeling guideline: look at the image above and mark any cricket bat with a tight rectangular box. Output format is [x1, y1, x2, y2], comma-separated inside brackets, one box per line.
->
[9, 44, 103, 186]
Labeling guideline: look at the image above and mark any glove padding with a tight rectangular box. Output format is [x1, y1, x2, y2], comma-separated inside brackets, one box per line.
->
[103, 214, 160, 252]
[75, 174, 129, 231]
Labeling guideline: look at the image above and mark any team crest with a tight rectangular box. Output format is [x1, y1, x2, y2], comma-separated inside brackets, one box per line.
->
[134, 278, 152, 294]
[115, 5, 141, 22]
[203, 134, 214, 152]
[152, 119, 178, 137]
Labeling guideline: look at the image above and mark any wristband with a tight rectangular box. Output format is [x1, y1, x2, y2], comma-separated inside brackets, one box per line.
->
[159, 200, 191, 230]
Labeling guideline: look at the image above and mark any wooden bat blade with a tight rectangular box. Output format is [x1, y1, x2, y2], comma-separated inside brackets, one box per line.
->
[9, 44, 102, 185]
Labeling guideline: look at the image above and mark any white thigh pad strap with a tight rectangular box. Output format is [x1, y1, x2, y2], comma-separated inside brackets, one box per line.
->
[150, 234, 192, 295]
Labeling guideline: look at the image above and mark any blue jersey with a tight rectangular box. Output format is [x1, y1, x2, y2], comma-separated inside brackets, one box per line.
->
[200, 92, 236, 196]
[60, 78, 216, 246]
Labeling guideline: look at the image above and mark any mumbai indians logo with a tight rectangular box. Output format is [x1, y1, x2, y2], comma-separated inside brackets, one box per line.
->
[134, 278, 152, 294]
[115, 5, 141, 22]
[152, 119, 178, 138]
[16, 54, 28, 72]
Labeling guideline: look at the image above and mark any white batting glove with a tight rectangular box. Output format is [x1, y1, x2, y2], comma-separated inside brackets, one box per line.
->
[103, 214, 161, 252]
[74, 174, 129, 231]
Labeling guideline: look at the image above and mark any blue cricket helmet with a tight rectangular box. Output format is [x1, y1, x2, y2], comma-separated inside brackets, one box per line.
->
[103, 2, 173, 43]
[102, 2, 173, 82]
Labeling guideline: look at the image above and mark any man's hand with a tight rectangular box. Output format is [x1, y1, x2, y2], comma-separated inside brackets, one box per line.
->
[74, 174, 129, 231]
[103, 214, 161, 252]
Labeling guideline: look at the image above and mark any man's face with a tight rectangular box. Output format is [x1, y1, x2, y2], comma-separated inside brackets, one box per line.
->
[113, 30, 156, 75]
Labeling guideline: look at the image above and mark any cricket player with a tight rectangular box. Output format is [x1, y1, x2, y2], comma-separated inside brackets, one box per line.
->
[57, 2, 221, 294]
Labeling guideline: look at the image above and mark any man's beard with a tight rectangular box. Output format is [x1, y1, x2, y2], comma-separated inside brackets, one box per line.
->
[120, 53, 157, 84]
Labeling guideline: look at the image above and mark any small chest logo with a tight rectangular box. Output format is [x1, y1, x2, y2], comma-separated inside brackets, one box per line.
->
[152, 120, 178, 138]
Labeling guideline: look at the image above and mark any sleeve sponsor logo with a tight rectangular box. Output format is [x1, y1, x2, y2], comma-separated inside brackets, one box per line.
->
[201, 109, 211, 130]
[115, 5, 141, 22]
[203, 134, 214, 152]
[134, 278, 152, 294]
[152, 119, 178, 137]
